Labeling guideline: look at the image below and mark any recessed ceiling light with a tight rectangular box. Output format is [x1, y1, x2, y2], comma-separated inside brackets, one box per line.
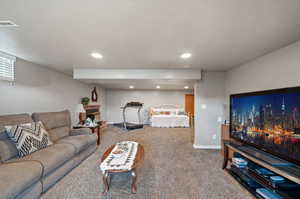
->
[91, 52, 103, 59]
[181, 52, 192, 59]
[156, 85, 161, 89]
[129, 85, 134, 89]
[184, 86, 189, 89]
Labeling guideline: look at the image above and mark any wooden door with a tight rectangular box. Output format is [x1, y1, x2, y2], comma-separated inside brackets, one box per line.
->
[185, 94, 194, 116]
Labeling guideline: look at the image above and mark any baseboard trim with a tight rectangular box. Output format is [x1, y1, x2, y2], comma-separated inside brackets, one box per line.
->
[193, 144, 221, 149]
[106, 121, 148, 125]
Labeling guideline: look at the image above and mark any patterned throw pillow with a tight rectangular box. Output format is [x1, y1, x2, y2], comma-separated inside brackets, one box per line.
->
[178, 111, 185, 115]
[5, 121, 53, 157]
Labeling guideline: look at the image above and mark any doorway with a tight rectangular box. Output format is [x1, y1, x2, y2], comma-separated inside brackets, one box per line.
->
[185, 94, 194, 127]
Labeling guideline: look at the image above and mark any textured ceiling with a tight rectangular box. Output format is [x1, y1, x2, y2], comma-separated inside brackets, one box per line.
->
[1, 0, 300, 75]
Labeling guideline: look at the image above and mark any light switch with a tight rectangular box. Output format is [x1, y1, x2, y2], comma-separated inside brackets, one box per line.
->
[217, 117, 222, 122]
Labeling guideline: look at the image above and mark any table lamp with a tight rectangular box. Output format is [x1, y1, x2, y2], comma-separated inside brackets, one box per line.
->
[76, 104, 86, 124]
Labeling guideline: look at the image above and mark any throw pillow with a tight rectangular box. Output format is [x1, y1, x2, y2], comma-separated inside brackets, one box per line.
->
[5, 121, 53, 157]
[178, 111, 185, 115]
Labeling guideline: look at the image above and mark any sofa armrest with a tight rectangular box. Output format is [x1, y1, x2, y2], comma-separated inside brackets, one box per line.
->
[70, 128, 92, 136]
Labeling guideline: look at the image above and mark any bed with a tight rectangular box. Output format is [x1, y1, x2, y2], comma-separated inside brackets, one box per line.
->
[150, 104, 190, 128]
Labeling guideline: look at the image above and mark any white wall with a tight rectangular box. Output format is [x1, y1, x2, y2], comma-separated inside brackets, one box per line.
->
[226, 41, 300, 95]
[0, 58, 105, 124]
[194, 72, 226, 148]
[225, 41, 300, 119]
[105, 89, 193, 124]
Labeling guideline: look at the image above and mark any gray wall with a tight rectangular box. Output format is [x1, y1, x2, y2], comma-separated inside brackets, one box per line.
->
[225, 40, 300, 119]
[105, 89, 193, 124]
[0, 58, 105, 124]
[194, 72, 226, 148]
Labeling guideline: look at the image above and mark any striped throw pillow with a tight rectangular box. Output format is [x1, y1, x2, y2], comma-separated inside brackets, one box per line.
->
[5, 121, 53, 157]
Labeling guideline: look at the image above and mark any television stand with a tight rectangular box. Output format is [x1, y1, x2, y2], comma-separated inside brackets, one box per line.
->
[223, 142, 300, 199]
[238, 146, 293, 167]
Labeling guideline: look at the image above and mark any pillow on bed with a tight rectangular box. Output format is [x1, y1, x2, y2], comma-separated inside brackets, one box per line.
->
[151, 111, 159, 115]
[171, 111, 177, 115]
[178, 111, 185, 115]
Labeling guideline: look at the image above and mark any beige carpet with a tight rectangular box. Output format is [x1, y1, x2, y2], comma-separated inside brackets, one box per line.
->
[41, 126, 252, 199]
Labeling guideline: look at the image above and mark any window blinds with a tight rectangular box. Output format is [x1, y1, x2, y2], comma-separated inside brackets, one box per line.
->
[0, 51, 16, 81]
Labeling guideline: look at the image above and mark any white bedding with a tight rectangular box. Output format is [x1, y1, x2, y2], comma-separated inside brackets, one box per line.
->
[150, 115, 189, 128]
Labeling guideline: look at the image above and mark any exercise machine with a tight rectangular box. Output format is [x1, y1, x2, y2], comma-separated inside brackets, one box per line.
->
[120, 102, 144, 130]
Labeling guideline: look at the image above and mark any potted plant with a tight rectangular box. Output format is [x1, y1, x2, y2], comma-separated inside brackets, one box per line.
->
[81, 97, 90, 106]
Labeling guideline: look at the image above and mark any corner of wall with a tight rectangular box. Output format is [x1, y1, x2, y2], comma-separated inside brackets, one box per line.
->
[193, 71, 226, 148]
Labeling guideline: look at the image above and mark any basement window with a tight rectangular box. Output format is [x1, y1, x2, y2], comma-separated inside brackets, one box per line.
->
[0, 51, 16, 81]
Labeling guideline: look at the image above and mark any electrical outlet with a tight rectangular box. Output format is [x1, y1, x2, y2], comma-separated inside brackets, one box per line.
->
[217, 116, 222, 122]
[212, 134, 217, 140]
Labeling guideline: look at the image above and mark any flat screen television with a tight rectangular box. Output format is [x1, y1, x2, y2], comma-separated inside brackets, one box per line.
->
[230, 86, 300, 165]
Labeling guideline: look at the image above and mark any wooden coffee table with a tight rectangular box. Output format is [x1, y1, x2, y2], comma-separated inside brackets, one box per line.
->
[101, 144, 144, 195]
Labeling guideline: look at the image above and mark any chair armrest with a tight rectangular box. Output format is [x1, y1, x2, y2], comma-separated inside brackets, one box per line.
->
[70, 128, 92, 136]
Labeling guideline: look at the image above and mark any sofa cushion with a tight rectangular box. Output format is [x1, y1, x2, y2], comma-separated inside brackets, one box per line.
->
[0, 139, 19, 162]
[70, 128, 92, 136]
[32, 110, 71, 142]
[57, 134, 97, 153]
[0, 161, 43, 199]
[17, 143, 76, 177]
[0, 114, 33, 162]
[0, 114, 33, 129]
[5, 121, 53, 157]
[48, 126, 70, 142]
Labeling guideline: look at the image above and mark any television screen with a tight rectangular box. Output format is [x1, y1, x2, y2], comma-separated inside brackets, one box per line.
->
[230, 87, 300, 164]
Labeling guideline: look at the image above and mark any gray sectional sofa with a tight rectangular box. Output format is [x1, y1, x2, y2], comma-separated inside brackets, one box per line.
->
[0, 110, 98, 199]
